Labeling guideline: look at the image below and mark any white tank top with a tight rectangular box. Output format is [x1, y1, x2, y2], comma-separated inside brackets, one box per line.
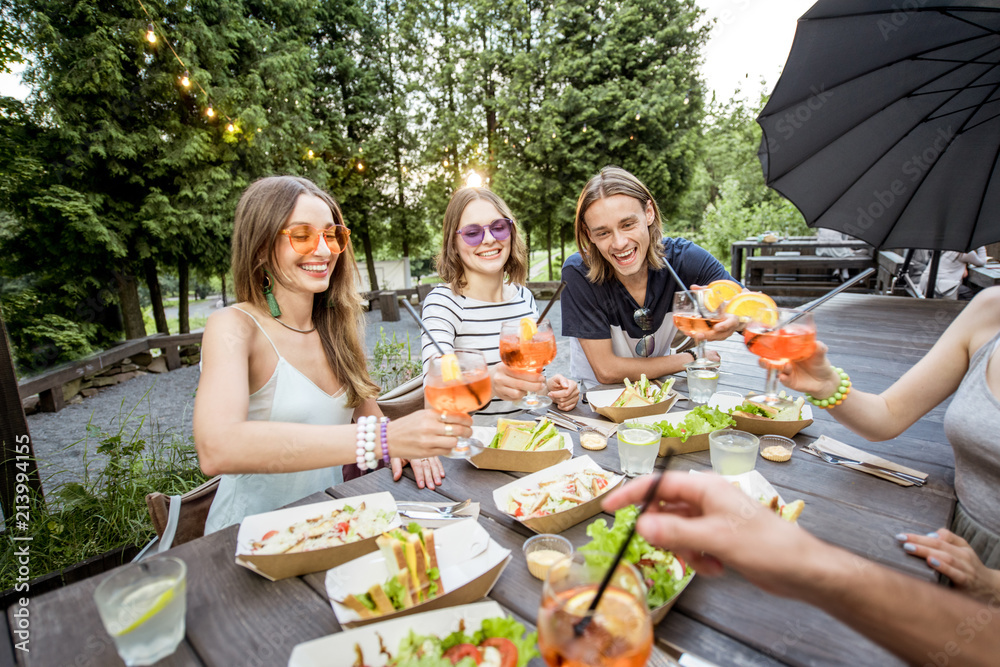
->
[204, 306, 353, 534]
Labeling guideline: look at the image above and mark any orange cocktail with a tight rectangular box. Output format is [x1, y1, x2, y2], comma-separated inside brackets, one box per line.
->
[673, 312, 726, 336]
[425, 349, 492, 458]
[499, 318, 556, 409]
[672, 288, 724, 361]
[537, 556, 652, 667]
[744, 323, 816, 365]
[744, 309, 816, 407]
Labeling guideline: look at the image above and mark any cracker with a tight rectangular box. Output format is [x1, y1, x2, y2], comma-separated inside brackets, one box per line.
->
[761, 445, 792, 462]
[579, 431, 607, 451]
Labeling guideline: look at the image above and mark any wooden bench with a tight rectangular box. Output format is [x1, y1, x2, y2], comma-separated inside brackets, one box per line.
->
[744, 255, 876, 296]
[18, 332, 203, 412]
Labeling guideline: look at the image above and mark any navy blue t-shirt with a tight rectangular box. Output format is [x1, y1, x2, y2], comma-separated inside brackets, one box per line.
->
[560, 238, 734, 382]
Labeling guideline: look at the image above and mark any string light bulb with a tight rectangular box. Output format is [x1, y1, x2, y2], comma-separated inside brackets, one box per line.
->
[227, 123, 235, 132]
[683, 96, 690, 105]
[307, 149, 314, 158]
[552, 132, 556, 139]
[630, 135, 634, 140]
[357, 161, 365, 172]
[358, 146, 363, 154]
[582, 124, 587, 133]
[443, 159, 449, 168]
[526, 136, 531, 143]
[180, 71, 190, 87]
[146, 24, 156, 44]
[206, 106, 215, 118]
[466, 172, 483, 188]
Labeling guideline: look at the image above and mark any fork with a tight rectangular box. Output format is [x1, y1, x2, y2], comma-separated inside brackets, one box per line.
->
[804, 446, 925, 486]
[395, 499, 471, 515]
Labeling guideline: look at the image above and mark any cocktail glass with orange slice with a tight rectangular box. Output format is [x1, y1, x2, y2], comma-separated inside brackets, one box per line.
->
[672, 289, 725, 361]
[425, 349, 492, 458]
[743, 308, 817, 408]
[537, 553, 652, 667]
[499, 318, 557, 409]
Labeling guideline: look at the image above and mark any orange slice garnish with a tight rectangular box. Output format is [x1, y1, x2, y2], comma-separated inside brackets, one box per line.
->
[703, 279, 744, 311]
[519, 317, 538, 342]
[725, 292, 778, 326]
[440, 353, 462, 382]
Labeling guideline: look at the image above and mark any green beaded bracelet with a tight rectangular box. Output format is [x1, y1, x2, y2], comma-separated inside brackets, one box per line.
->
[805, 367, 852, 409]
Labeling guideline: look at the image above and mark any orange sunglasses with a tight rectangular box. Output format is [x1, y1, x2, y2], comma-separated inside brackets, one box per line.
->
[280, 224, 351, 255]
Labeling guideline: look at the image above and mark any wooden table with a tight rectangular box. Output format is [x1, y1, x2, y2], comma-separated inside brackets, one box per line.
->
[967, 264, 1000, 289]
[10, 294, 966, 667]
[730, 237, 872, 282]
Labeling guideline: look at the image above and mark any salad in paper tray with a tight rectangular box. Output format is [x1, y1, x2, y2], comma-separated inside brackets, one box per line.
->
[580, 506, 693, 610]
[288, 601, 538, 667]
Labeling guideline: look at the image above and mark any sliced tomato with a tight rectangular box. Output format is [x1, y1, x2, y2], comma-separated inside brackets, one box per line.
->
[513, 501, 523, 518]
[261, 530, 278, 541]
[336, 521, 351, 533]
[479, 637, 517, 667]
[594, 478, 609, 492]
[443, 644, 483, 665]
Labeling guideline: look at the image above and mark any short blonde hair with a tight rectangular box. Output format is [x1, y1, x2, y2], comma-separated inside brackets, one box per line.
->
[231, 176, 378, 406]
[574, 167, 666, 283]
[436, 187, 528, 294]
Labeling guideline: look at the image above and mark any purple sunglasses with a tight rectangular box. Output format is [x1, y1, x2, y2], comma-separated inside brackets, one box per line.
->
[455, 218, 513, 247]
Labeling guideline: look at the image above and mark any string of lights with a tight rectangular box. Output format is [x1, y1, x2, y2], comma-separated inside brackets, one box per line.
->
[135, 0, 235, 130]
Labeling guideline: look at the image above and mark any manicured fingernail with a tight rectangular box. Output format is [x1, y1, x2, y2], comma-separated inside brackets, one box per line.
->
[926, 532, 939, 538]
[894, 533, 908, 542]
[903, 542, 917, 553]
[930, 558, 941, 567]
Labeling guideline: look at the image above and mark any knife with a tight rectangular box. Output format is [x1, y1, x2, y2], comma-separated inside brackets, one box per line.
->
[398, 510, 471, 521]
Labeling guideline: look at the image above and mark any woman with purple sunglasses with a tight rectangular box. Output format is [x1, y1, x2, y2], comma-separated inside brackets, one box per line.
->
[420, 187, 579, 416]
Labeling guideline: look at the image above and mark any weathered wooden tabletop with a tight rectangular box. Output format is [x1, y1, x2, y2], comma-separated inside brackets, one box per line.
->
[9, 294, 966, 667]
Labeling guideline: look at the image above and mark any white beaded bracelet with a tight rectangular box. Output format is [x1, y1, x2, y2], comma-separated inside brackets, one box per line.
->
[355, 415, 378, 471]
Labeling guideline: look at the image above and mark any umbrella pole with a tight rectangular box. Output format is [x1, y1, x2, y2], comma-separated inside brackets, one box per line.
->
[925, 251, 942, 299]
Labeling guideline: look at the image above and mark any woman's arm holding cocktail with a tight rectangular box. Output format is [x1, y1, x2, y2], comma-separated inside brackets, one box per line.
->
[773, 294, 991, 441]
[195, 309, 467, 476]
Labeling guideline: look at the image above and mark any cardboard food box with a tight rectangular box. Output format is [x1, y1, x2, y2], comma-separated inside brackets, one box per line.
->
[650, 569, 695, 624]
[235, 492, 400, 581]
[707, 391, 814, 437]
[586, 385, 678, 423]
[625, 410, 717, 456]
[325, 519, 511, 628]
[289, 601, 511, 667]
[469, 424, 573, 473]
[493, 456, 624, 534]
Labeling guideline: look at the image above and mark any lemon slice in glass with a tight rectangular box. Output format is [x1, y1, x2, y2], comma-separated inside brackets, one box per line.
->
[440, 353, 462, 383]
[115, 580, 178, 636]
[518, 317, 537, 342]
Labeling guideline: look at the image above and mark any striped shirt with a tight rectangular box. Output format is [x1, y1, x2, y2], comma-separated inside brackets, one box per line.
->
[421, 283, 537, 416]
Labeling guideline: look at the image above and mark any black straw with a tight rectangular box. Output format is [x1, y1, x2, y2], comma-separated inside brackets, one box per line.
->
[573, 457, 671, 637]
[784, 267, 875, 326]
[536, 281, 566, 324]
[401, 300, 446, 356]
[662, 260, 708, 319]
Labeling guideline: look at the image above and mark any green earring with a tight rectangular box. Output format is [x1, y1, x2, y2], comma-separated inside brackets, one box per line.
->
[262, 269, 281, 317]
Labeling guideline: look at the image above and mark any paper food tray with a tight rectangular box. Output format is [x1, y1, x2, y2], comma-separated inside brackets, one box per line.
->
[235, 492, 400, 581]
[708, 393, 814, 437]
[326, 519, 510, 628]
[625, 409, 712, 456]
[586, 386, 678, 423]
[469, 425, 573, 472]
[691, 469, 786, 506]
[492, 455, 624, 534]
[288, 601, 507, 667]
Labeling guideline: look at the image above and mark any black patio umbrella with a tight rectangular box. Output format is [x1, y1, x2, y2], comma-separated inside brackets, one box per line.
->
[757, 0, 1000, 254]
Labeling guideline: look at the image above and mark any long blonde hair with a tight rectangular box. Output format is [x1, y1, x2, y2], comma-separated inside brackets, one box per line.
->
[574, 166, 666, 283]
[231, 176, 378, 406]
[436, 187, 528, 294]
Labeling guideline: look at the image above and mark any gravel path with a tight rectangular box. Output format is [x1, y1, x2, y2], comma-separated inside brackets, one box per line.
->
[27, 300, 570, 495]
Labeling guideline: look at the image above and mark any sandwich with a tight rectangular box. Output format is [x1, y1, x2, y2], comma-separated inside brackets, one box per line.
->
[763, 495, 805, 522]
[611, 375, 675, 408]
[489, 418, 562, 452]
[340, 523, 443, 619]
[732, 395, 805, 421]
[506, 469, 614, 519]
[249, 502, 393, 555]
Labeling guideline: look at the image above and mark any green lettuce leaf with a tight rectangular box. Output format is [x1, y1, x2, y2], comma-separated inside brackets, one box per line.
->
[579, 506, 694, 609]
[650, 405, 734, 442]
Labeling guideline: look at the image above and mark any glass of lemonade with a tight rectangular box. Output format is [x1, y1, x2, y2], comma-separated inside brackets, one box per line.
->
[617, 424, 661, 477]
[94, 556, 187, 666]
[709, 429, 760, 476]
[538, 553, 652, 667]
[685, 360, 720, 404]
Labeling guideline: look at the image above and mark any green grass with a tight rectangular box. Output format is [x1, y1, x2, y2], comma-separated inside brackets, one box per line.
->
[0, 393, 208, 591]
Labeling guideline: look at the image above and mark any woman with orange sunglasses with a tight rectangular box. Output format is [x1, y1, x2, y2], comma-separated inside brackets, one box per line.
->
[194, 176, 467, 534]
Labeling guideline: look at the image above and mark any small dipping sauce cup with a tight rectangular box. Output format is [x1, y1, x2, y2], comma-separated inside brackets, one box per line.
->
[523, 534, 574, 581]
